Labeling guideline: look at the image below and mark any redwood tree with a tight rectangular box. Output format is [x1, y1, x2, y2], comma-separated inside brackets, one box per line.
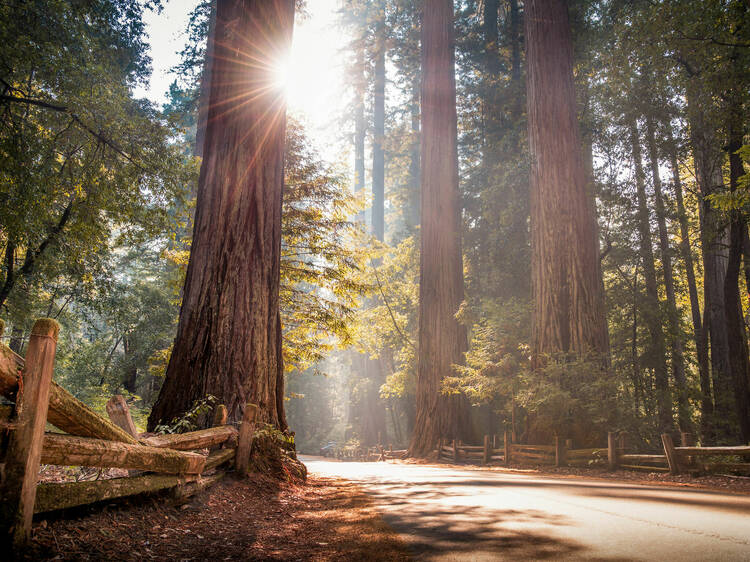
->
[410, 0, 471, 456]
[525, 0, 608, 358]
[148, 0, 295, 430]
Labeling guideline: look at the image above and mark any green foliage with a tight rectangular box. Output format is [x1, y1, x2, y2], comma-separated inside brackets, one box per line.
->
[281, 121, 370, 372]
[153, 395, 218, 435]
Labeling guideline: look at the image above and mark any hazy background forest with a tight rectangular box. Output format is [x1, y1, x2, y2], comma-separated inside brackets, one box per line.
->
[1, 0, 749, 456]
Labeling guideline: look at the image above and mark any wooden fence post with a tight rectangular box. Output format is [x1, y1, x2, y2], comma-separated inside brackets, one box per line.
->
[106, 395, 139, 438]
[452, 439, 458, 463]
[483, 434, 491, 464]
[555, 436, 566, 467]
[235, 403, 259, 474]
[0, 319, 59, 550]
[661, 433, 680, 474]
[680, 431, 694, 469]
[607, 432, 617, 470]
[504, 430, 511, 465]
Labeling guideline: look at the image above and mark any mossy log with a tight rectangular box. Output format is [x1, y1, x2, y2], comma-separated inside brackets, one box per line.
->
[171, 472, 225, 502]
[140, 425, 237, 451]
[205, 447, 236, 471]
[34, 474, 201, 513]
[0, 343, 137, 444]
[41, 433, 205, 474]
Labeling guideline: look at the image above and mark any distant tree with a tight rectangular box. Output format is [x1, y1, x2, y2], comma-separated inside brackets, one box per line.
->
[148, 0, 295, 430]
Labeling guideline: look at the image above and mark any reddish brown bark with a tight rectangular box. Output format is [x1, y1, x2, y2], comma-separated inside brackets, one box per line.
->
[525, 0, 608, 358]
[409, 0, 471, 456]
[148, 0, 295, 430]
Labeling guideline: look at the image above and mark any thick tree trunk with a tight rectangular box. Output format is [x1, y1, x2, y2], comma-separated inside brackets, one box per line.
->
[646, 116, 688, 431]
[628, 117, 672, 433]
[686, 81, 734, 442]
[667, 127, 713, 440]
[723, 94, 750, 443]
[148, 0, 295, 430]
[410, 0, 471, 456]
[525, 0, 608, 359]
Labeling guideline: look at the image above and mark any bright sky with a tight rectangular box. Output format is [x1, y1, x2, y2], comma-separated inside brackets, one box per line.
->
[136, 0, 348, 163]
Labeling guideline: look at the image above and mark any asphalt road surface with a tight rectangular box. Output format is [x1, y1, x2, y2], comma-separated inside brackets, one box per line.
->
[302, 457, 750, 561]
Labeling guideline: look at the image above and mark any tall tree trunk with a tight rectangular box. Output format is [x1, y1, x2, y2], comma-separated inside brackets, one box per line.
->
[407, 78, 420, 231]
[723, 85, 750, 443]
[194, 0, 216, 158]
[646, 116, 688, 431]
[686, 81, 734, 442]
[507, 0, 522, 120]
[372, 26, 386, 244]
[525, 0, 608, 359]
[410, 0, 470, 456]
[359, 14, 388, 447]
[354, 42, 366, 224]
[666, 126, 713, 440]
[628, 117, 672, 433]
[148, 0, 295, 430]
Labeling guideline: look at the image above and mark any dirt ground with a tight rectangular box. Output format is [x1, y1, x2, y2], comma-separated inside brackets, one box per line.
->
[26, 474, 411, 561]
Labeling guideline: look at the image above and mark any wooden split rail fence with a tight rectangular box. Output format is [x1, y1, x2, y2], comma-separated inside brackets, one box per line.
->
[436, 430, 750, 476]
[335, 444, 408, 462]
[0, 318, 261, 552]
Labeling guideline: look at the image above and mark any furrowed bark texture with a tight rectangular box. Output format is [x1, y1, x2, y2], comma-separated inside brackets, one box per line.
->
[686, 81, 733, 441]
[724, 89, 750, 443]
[410, 0, 470, 456]
[148, 0, 295, 430]
[525, 0, 608, 358]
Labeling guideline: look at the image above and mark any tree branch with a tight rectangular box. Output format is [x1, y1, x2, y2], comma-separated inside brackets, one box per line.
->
[0, 93, 145, 171]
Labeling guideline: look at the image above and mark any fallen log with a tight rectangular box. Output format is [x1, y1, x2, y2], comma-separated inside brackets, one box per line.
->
[172, 472, 224, 502]
[205, 447, 236, 471]
[41, 433, 205, 474]
[34, 474, 200, 513]
[0, 343, 137, 444]
[140, 426, 238, 451]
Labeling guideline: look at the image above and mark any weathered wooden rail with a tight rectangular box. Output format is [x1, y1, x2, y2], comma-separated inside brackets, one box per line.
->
[0, 318, 257, 553]
[436, 430, 750, 476]
[332, 444, 408, 462]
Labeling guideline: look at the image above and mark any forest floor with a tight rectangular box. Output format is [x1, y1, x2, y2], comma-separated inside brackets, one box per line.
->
[26, 473, 410, 561]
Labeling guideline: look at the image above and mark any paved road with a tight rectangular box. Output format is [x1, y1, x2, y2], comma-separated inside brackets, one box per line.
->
[302, 457, 750, 561]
